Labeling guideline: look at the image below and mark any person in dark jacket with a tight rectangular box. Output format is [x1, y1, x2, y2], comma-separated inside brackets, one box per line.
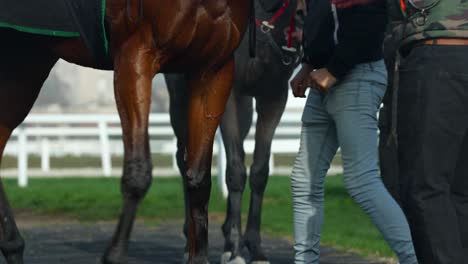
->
[289, 0, 418, 263]
[384, 1, 468, 263]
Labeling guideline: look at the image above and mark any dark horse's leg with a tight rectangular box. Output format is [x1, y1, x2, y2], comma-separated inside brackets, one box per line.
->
[102, 25, 161, 264]
[219, 89, 253, 264]
[244, 86, 288, 263]
[165, 74, 191, 260]
[185, 58, 235, 264]
[0, 33, 58, 264]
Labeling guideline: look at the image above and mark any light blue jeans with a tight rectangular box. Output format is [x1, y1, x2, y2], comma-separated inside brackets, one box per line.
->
[291, 60, 417, 264]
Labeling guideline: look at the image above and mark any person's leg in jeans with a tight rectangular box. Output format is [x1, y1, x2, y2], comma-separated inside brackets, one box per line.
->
[328, 61, 417, 264]
[398, 46, 468, 264]
[292, 60, 417, 264]
[291, 89, 338, 264]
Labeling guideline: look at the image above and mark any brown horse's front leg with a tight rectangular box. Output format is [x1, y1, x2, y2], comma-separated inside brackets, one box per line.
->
[102, 25, 161, 264]
[186, 58, 235, 264]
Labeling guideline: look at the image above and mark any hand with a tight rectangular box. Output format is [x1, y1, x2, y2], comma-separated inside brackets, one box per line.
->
[291, 64, 313, 98]
[309, 68, 337, 91]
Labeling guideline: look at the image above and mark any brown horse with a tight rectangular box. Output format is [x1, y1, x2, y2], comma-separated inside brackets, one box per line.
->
[0, 1, 252, 264]
[165, 1, 304, 263]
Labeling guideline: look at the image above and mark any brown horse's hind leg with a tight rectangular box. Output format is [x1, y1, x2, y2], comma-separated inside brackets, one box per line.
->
[185, 58, 235, 264]
[0, 45, 57, 264]
[102, 25, 160, 264]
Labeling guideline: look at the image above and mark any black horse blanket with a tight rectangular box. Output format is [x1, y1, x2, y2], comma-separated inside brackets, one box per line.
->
[0, 0, 110, 67]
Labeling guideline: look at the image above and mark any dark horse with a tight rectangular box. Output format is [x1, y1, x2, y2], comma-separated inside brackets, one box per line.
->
[0, 1, 253, 264]
[165, 0, 303, 263]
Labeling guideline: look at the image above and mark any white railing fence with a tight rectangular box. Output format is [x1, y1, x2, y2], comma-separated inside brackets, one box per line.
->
[3, 113, 303, 197]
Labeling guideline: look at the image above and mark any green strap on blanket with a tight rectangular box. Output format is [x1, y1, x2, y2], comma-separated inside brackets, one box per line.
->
[0, 21, 80, 37]
[0, 0, 108, 54]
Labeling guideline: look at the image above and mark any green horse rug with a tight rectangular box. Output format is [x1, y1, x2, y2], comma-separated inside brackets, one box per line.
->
[0, 0, 110, 66]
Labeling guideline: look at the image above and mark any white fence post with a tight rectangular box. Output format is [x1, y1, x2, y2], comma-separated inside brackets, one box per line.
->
[172, 138, 179, 172]
[269, 153, 275, 175]
[215, 130, 228, 198]
[17, 125, 28, 187]
[41, 138, 50, 172]
[99, 120, 112, 177]
[4, 113, 305, 180]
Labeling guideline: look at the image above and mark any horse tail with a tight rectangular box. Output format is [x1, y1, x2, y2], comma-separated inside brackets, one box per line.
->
[249, 0, 256, 58]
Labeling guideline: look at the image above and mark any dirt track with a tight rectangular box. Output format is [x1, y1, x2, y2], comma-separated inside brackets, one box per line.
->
[16, 217, 390, 264]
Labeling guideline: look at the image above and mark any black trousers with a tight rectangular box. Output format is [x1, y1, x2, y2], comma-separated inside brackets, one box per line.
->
[396, 45, 468, 264]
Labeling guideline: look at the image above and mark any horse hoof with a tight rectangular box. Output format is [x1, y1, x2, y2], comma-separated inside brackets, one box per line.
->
[221, 252, 246, 264]
[101, 251, 127, 264]
[101, 258, 126, 264]
[220, 252, 232, 264]
[184, 253, 210, 264]
[101, 257, 127, 264]
[5, 254, 24, 264]
[227, 256, 246, 264]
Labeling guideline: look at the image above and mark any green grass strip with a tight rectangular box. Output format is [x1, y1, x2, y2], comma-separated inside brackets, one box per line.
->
[0, 21, 80, 37]
[4, 176, 395, 259]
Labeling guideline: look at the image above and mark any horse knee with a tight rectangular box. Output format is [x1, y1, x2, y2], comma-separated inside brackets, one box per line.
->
[226, 162, 247, 193]
[122, 158, 153, 200]
[186, 167, 211, 191]
[249, 163, 269, 194]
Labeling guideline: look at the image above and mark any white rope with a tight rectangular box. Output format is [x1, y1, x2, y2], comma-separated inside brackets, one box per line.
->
[331, 3, 339, 45]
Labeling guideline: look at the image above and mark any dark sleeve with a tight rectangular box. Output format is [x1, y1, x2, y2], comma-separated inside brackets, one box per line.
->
[301, 0, 335, 68]
[326, 1, 387, 79]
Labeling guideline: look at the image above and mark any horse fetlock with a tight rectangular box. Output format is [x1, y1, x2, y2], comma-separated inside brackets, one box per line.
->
[4, 253, 24, 264]
[243, 231, 260, 246]
[244, 237, 268, 262]
[0, 236, 24, 264]
[222, 220, 230, 234]
[102, 246, 128, 264]
[0, 235, 24, 255]
[182, 252, 189, 264]
[220, 251, 232, 264]
[227, 256, 246, 264]
[188, 255, 210, 264]
[101, 256, 127, 264]
[122, 159, 153, 199]
[221, 250, 248, 264]
[229, 225, 243, 251]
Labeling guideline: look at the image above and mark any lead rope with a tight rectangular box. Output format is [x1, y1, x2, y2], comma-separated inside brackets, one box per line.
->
[389, 0, 410, 147]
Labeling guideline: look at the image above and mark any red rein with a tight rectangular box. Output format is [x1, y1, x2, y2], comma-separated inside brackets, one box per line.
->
[400, 0, 406, 12]
[256, 0, 296, 50]
[287, 14, 295, 48]
[331, 0, 378, 8]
